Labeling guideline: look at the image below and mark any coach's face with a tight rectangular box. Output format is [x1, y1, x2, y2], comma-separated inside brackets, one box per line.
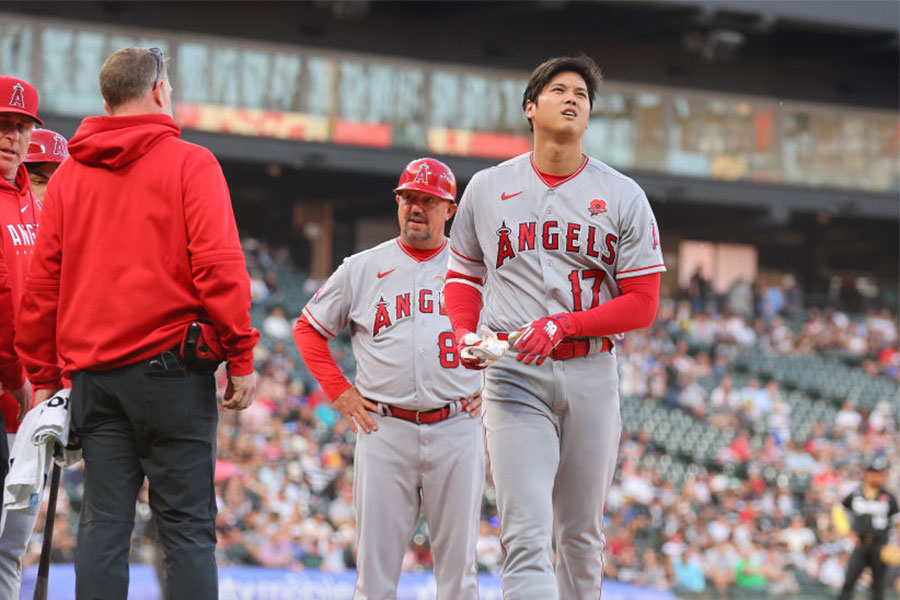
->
[0, 113, 34, 185]
[396, 190, 457, 249]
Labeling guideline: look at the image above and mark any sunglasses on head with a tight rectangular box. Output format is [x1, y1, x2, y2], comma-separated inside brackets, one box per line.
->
[148, 47, 162, 91]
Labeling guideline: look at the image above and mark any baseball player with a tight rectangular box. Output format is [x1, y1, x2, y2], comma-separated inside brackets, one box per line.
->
[838, 456, 900, 600]
[294, 158, 485, 600]
[444, 55, 665, 599]
[0, 76, 44, 596]
[24, 128, 69, 203]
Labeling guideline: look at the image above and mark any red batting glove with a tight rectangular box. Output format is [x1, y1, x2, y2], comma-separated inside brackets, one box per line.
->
[512, 313, 577, 365]
[457, 330, 488, 371]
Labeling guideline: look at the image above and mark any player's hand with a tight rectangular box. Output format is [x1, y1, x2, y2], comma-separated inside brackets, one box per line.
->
[223, 372, 257, 410]
[457, 327, 509, 370]
[511, 313, 577, 365]
[333, 386, 379, 434]
[464, 392, 482, 417]
[11, 380, 34, 421]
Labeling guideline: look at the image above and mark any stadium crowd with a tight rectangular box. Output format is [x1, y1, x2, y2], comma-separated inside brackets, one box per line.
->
[22, 240, 900, 598]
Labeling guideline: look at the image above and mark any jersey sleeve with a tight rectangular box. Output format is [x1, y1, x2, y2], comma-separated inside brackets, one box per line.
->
[447, 175, 487, 281]
[302, 261, 353, 339]
[616, 190, 666, 280]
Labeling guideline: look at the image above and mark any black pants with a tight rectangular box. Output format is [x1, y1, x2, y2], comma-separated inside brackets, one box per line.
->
[71, 352, 218, 600]
[838, 542, 887, 600]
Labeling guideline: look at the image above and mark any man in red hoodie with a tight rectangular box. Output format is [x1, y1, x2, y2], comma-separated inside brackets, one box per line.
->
[15, 48, 258, 599]
[0, 75, 43, 506]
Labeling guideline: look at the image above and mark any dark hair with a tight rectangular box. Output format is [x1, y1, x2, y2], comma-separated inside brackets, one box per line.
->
[99, 47, 168, 111]
[522, 55, 602, 131]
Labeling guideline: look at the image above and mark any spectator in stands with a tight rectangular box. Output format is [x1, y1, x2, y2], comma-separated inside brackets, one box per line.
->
[678, 373, 707, 419]
[780, 515, 817, 569]
[263, 306, 293, 340]
[835, 400, 863, 435]
[709, 374, 740, 429]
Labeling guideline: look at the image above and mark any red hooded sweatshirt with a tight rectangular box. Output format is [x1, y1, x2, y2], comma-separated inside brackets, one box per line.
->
[15, 114, 258, 388]
[0, 164, 41, 431]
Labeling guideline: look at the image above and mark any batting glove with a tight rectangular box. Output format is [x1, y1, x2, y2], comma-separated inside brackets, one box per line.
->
[458, 327, 510, 370]
[510, 313, 577, 365]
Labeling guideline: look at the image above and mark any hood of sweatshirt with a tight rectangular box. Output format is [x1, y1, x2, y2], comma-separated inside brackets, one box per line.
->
[0, 163, 32, 198]
[68, 113, 181, 169]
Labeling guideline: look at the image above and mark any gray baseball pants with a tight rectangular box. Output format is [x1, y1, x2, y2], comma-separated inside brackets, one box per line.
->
[353, 410, 484, 600]
[483, 351, 621, 600]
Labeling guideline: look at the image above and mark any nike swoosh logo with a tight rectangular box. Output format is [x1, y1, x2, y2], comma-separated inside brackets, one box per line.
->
[501, 191, 523, 200]
[377, 269, 396, 279]
[20, 205, 28, 213]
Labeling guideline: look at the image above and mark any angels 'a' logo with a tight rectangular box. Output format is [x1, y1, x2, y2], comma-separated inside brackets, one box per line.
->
[53, 135, 66, 157]
[413, 163, 430, 185]
[588, 198, 607, 216]
[372, 296, 392, 336]
[495, 221, 515, 268]
[651, 221, 660, 250]
[8, 83, 26, 109]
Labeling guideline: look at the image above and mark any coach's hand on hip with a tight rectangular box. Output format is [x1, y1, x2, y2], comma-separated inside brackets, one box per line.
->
[223, 372, 257, 410]
[333, 386, 379, 434]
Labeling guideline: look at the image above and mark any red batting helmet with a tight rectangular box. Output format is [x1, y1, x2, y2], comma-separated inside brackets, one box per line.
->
[0, 76, 42, 125]
[394, 157, 457, 202]
[25, 129, 69, 164]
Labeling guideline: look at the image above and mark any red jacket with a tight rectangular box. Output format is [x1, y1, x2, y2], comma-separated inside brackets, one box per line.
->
[15, 114, 258, 387]
[0, 165, 41, 432]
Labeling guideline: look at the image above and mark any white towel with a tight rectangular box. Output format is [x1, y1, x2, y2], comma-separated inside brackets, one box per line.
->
[31, 388, 81, 467]
[3, 389, 79, 512]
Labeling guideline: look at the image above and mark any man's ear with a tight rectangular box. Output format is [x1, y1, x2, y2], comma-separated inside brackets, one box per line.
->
[152, 81, 164, 108]
[524, 99, 536, 120]
[103, 101, 113, 116]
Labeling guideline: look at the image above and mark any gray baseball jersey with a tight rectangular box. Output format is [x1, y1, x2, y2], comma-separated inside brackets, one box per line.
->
[302, 237, 484, 600]
[304, 238, 481, 410]
[446, 152, 664, 600]
[448, 152, 664, 331]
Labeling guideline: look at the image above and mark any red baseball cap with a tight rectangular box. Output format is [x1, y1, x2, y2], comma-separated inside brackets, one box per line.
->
[0, 76, 43, 125]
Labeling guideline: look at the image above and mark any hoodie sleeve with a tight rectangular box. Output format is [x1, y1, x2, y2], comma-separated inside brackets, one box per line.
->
[15, 181, 63, 389]
[182, 151, 259, 376]
[0, 243, 25, 391]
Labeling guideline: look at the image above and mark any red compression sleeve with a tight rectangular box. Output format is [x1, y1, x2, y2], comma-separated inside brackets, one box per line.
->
[566, 272, 660, 337]
[293, 314, 352, 401]
[444, 270, 483, 335]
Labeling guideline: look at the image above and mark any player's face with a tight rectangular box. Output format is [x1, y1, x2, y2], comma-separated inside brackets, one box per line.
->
[26, 162, 59, 203]
[525, 71, 590, 139]
[396, 190, 457, 248]
[0, 113, 34, 184]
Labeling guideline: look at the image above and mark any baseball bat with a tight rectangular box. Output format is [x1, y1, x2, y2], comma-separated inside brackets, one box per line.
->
[32, 462, 61, 600]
